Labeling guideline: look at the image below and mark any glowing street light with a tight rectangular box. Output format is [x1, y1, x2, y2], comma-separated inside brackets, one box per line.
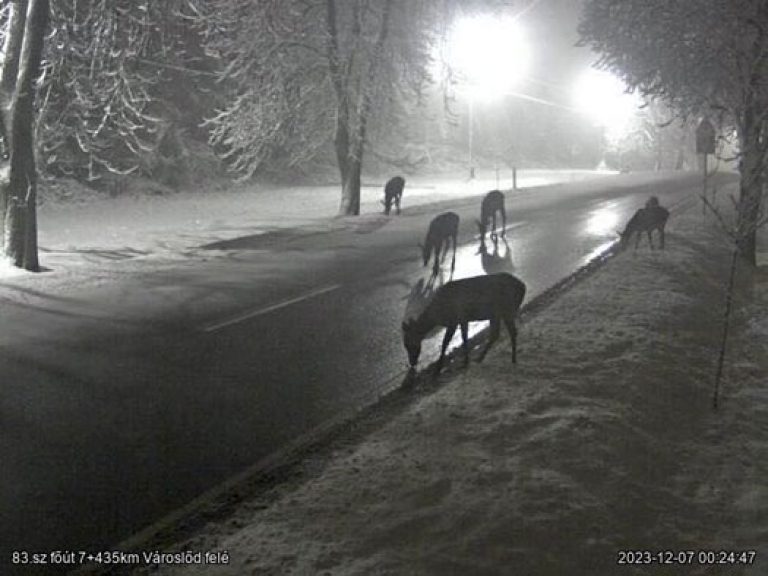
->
[447, 14, 530, 100]
[572, 69, 641, 142]
[445, 14, 530, 178]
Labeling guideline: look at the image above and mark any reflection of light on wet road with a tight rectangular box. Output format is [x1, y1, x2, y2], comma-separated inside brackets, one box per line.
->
[580, 240, 615, 266]
[449, 243, 487, 280]
[586, 202, 621, 235]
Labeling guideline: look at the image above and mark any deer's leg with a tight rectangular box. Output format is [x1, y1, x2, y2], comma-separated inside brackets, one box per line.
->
[435, 324, 457, 374]
[477, 319, 500, 363]
[503, 315, 517, 363]
[460, 322, 470, 365]
[634, 232, 641, 250]
[450, 233, 457, 273]
[660, 227, 665, 249]
[648, 230, 654, 250]
[395, 194, 401, 215]
[500, 207, 506, 236]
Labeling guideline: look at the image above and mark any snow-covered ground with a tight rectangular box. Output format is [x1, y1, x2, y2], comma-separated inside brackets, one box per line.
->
[35, 170, 609, 259]
[115, 195, 767, 575]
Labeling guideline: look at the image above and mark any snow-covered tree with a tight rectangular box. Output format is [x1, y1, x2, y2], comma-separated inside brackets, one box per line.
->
[579, 0, 768, 264]
[190, 0, 510, 216]
[0, 0, 49, 271]
[40, 1, 207, 184]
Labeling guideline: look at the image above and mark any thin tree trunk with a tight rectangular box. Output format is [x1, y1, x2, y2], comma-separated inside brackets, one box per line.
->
[712, 246, 739, 410]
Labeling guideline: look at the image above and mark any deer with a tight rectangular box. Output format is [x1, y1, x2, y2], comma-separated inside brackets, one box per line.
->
[420, 211, 459, 275]
[619, 198, 670, 250]
[401, 272, 526, 375]
[477, 189, 506, 241]
[382, 175, 405, 215]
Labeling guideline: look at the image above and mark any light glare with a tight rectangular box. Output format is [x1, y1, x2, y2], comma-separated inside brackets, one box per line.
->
[573, 69, 641, 140]
[446, 15, 529, 99]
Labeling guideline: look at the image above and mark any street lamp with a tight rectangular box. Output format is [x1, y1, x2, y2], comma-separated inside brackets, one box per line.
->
[572, 68, 641, 171]
[446, 14, 529, 179]
[573, 69, 641, 141]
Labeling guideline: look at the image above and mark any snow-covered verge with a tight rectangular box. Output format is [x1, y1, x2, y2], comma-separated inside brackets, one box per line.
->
[117, 200, 767, 575]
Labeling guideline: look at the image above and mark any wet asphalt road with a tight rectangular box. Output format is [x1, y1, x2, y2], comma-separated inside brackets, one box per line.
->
[0, 172, 736, 574]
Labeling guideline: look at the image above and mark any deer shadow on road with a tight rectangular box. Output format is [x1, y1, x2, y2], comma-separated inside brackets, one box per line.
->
[477, 233, 515, 276]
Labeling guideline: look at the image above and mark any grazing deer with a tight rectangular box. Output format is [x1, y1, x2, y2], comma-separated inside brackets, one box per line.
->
[477, 190, 506, 240]
[382, 176, 405, 215]
[619, 201, 670, 250]
[401, 272, 526, 374]
[421, 211, 459, 275]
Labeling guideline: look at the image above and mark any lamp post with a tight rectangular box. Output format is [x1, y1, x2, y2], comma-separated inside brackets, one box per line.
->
[446, 14, 529, 182]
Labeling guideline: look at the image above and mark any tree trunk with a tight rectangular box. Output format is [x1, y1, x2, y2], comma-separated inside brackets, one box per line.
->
[734, 14, 768, 267]
[334, 103, 350, 190]
[4, 0, 48, 271]
[338, 155, 361, 215]
[336, 0, 394, 217]
[0, 0, 29, 250]
[736, 103, 763, 266]
[736, 166, 760, 266]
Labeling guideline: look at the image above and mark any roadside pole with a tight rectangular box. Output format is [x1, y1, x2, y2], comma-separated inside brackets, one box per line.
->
[696, 118, 716, 215]
[702, 153, 708, 214]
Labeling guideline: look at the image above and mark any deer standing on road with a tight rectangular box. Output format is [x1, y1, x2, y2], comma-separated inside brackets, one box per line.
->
[421, 211, 459, 275]
[619, 198, 669, 250]
[382, 176, 405, 215]
[477, 190, 506, 241]
[401, 272, 526, 375]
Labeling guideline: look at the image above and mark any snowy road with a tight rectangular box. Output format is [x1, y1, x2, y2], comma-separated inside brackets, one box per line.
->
[0, 171, 736, 574]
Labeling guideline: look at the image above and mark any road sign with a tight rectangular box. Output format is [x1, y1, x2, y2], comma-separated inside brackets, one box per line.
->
[696, 119, 716, 155]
